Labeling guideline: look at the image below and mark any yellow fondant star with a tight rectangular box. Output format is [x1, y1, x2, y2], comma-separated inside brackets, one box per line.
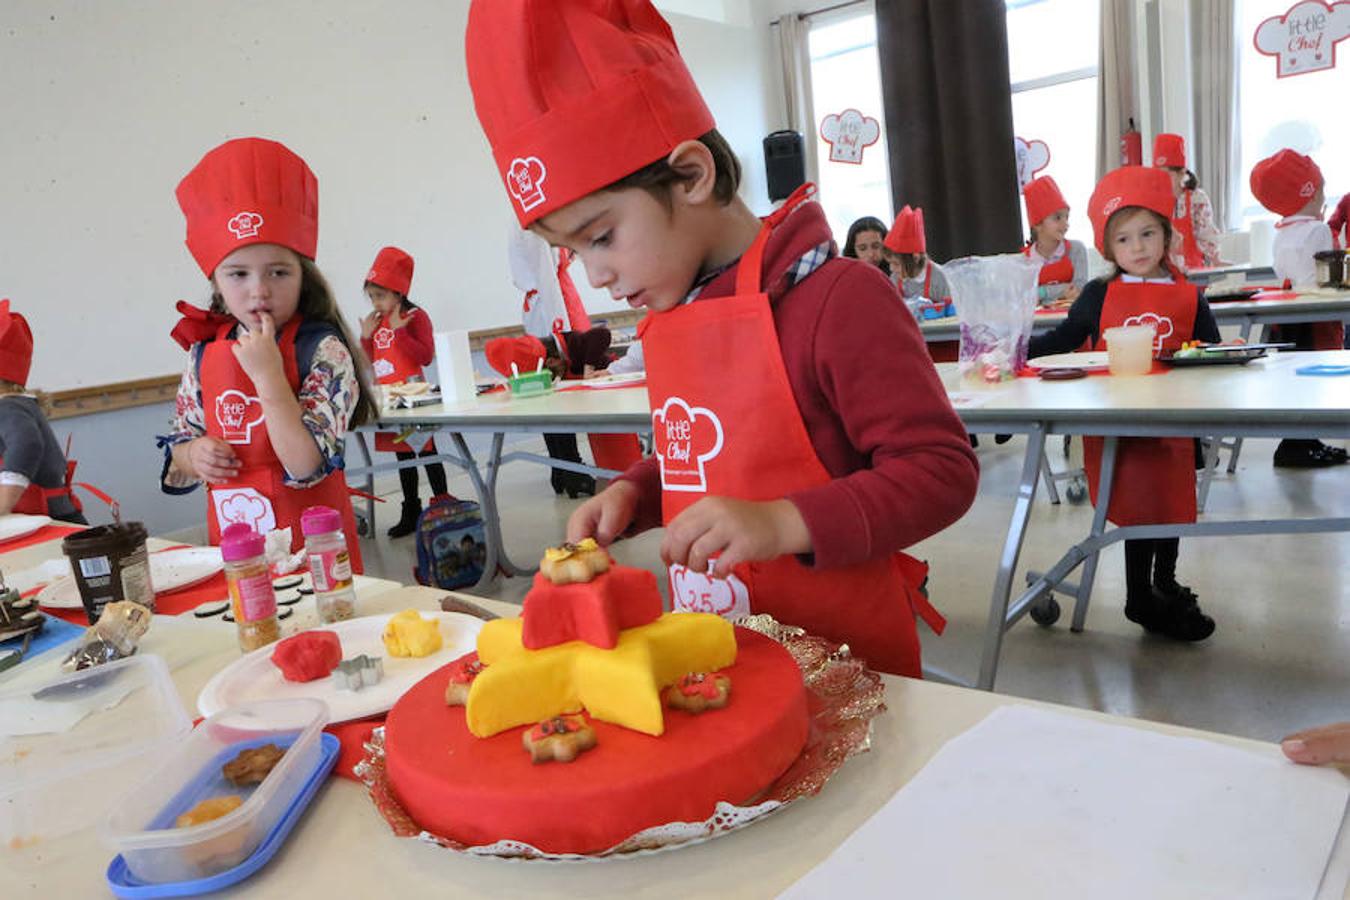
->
[466, 613, 736, 738]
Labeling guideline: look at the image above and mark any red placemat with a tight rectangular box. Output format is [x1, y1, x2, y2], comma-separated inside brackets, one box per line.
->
[38, 569, 230, 624]
[0, 523, 84, 554]
[328, 716, 386, 781]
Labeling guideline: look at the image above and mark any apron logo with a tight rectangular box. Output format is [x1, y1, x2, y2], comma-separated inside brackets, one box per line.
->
[507, 157, 547, 212]
[373, 327, 395, 351]
[372, 357, 395, 378]
[212, 487, 277, 533]
[215, 389, 264, 444]
[669, 563, 751, 619]
[227, 211, 264, 239]
[652, 397, 724, 492]
[1122, 312, 1174, 353]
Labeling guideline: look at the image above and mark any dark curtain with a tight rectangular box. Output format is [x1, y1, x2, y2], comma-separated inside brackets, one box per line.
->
[876, 0, 1022, 261]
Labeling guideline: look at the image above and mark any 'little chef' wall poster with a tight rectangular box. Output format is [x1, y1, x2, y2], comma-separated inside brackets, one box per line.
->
[1014, 136, 1050, 189]
[819, 109, 880, 165]
[1255, 0, 1350, 77]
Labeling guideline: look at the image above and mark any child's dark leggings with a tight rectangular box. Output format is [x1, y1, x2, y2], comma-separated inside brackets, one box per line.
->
[1124, 537, 1180, 599]
[395, 448, 448, 503]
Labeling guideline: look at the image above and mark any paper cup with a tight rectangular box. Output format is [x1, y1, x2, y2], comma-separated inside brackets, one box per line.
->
[1103, 325, 1155, 376]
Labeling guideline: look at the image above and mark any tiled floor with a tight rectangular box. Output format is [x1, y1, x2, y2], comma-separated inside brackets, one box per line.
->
[355, 433, 1350, 745]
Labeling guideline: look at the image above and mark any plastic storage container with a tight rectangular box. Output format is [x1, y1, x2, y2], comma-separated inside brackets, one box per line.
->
[101, 697, 329, 884]
[0, 654, 191, 845]
[1104, 324, 1156, 376]
[300, 506, 357, 624]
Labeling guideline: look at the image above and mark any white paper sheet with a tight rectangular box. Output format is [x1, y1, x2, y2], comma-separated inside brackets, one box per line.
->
[782, 707, 1350, 900]
[434, 330, 478, 408]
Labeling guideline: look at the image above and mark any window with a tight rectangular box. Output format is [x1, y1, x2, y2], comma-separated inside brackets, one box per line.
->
[1006, 0, 1100, 247]
[807, 12, 893, 243]
[1235, 0, 1350, 229]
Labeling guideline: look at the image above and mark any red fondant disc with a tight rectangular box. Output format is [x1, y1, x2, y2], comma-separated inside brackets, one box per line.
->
[385, 627, 809, 854]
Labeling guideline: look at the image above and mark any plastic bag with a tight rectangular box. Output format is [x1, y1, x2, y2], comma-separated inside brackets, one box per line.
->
[945, 254, 1042, 383]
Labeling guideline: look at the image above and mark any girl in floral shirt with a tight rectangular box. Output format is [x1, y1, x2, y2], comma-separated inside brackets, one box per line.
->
[159, 138, 375, 567]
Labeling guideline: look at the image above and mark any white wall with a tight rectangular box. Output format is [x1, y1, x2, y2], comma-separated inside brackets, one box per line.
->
[0, 0, 777, 391]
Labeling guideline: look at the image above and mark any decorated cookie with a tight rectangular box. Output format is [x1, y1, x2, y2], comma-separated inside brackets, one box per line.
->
[222, 744, 285, 786]
[539, 538, 611, 585]
[271, 631, 343, 682]
[383, 609, 443, 657]
[175, 795, 243, 829]
[663, 672, 731, 714]
[331, 654, 384, 692]
[443, 652, 485, 706]
[522, 715, 597, 764]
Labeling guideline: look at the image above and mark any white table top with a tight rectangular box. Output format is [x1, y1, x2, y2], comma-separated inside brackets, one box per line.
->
[7, 585, 1344, 898]
[377, 382, 651, 430]
[919, 288, 1350, 340]
[947, 349, 1350, 434]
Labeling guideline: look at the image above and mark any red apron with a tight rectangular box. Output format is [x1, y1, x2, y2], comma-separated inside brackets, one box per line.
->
[1083, 280, 1198, 526]
[1172, 190, 1206, 271]
[1025, 242, 1074, 285]
[639, 192, 942, 677]
[199, 316, 364, 572]
[4, 457, 81, 517]
[370, 313, 434, 453]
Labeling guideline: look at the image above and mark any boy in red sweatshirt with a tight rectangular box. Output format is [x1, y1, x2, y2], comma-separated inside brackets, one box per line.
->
[465, 0, 978, 677]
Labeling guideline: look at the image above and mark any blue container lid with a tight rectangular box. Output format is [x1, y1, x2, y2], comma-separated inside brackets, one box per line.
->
[105, 733, 339, 898]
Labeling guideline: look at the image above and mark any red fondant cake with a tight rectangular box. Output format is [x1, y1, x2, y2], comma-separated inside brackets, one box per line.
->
[384, 627, 809, 854]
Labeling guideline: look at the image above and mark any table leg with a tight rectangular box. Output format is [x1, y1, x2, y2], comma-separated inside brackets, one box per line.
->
[1069, 436, 1118, 633]
[352, 431, 376, 535]
[449, 432, 528, 592]
[1196, 437, 1221, 513]
[1040, 447, 1061, 505]
[977, 425, 1047, 691]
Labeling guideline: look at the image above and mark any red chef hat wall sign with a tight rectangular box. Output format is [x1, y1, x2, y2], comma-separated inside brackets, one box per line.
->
[1014, 136, 1051, 189]
[819, 109, 880, 165]
[1254, 1, 1350, 78]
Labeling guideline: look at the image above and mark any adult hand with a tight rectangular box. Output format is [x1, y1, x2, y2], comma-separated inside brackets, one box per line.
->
[1282, 723, 1350, 765]
[186, 436, 242, 484]
[232, 312, 286, 388]
[661, 497, 809, 578]
[566, 480, 639, 546]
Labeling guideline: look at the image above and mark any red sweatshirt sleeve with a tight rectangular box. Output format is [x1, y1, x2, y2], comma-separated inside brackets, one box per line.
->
[394, 308, 436, 367]
[360, 335, 374, 358]
[786, 266, 979, 569]
[617, 455, 663, 534]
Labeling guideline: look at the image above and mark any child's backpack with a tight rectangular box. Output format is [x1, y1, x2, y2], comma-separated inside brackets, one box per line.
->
[413, 494, 489, 591]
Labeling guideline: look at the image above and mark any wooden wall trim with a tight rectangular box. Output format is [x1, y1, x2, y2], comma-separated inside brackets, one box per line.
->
[44, 309, 646, 420]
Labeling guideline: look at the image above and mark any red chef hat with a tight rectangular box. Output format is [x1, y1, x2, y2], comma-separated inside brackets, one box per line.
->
[1250, 149, 1324, 217]
[1152, 133, 1186, 169]
[176, 138, 320, 276]
[1023, 175, 1069, 228]
[0, 300, 34, 387]
[365, 246, 415, 296]
[1087, 166, 1176, 254]
[465, 0, 715, 228]
[883, 206, 926, 255]
[485, 335, 549, 378]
